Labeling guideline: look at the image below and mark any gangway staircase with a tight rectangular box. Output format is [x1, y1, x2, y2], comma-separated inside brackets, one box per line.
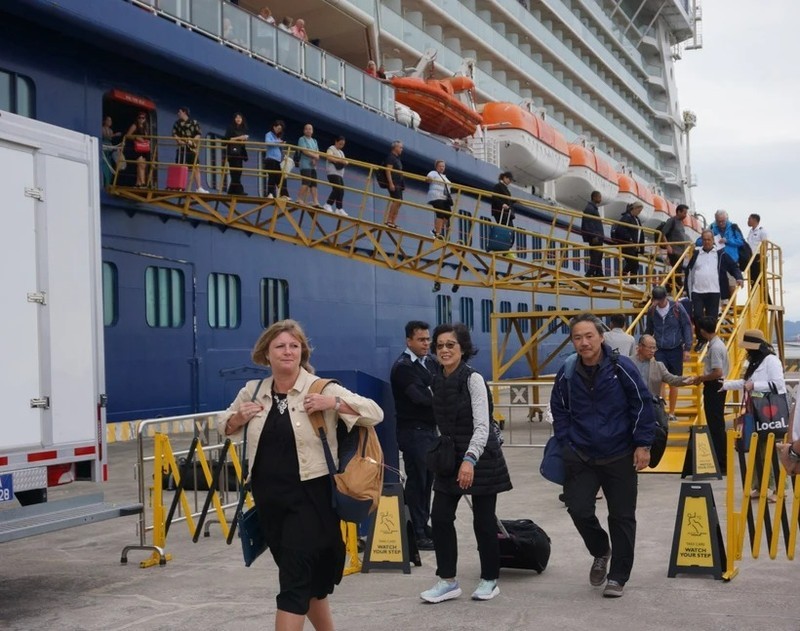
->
[107, 136, 671, 300]
[106, 137, 784, 473]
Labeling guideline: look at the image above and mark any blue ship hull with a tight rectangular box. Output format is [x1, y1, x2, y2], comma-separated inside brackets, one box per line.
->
[1, 0, 577, 421]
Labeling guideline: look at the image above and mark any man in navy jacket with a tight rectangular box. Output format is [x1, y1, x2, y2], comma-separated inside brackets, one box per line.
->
[550, 312, 655, 599]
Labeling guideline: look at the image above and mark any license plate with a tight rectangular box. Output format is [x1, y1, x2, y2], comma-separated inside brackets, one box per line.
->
[0, 473, 13, 502]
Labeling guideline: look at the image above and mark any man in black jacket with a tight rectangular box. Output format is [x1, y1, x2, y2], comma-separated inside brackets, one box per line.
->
[390, 320, 437, 550]
[581, 191, 604, 277]
[616, 202, 645, 285]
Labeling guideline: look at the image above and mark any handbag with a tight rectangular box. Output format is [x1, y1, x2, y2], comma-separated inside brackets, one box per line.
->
[734, 392, 755, 453]
[306, 379, 384, 524]
[647, 397, 669, 468]
[439, 172, 454, 208]
[426, 435, 457, 476]
[751, 386, 790, 437]
[539, 435, 565, 485]
[231, 379, 268, 567]
[133, 138, 151, 154]
[227, 143, 243, 157]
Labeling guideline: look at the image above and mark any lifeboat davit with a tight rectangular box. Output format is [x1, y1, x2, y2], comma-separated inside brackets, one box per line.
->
[604, 173, 655, 225]
[391, 75, 482, 139]
[480, 102, 570, 185]
[554, 143, 618, 211]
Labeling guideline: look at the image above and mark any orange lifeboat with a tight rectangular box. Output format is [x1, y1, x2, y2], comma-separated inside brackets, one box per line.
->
[481, 102, 570, 185]
[650, 194, 670, 231]
[554, 143, 619, 211]
[391, 75, 482, 139]
[605, 173, 655, 225]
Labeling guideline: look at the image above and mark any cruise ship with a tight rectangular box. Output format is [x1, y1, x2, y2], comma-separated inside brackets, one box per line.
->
[0, 0, 703, 424]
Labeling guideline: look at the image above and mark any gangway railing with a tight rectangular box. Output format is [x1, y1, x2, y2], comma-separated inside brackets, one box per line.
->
[107, 134, 672, 301]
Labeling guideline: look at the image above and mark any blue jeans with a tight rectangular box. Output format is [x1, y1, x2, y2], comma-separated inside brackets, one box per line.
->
[397, 424, 437, 539]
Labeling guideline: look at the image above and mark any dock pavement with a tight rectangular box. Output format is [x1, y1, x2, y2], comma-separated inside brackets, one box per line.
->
[0, 434, 795, 631]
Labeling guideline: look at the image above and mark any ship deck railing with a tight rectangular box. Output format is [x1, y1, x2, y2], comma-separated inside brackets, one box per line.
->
[129, 0, 395, 121]
[108, 134, 679, 297]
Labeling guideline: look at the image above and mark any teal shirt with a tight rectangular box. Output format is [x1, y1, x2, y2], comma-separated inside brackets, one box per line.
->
[298, 135, 318, 170]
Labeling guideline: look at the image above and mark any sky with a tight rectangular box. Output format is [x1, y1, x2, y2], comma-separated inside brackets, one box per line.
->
[674, 1, 800, 320]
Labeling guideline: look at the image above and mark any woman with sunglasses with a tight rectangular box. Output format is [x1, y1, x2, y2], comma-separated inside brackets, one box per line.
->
[420, 323, 512, 604]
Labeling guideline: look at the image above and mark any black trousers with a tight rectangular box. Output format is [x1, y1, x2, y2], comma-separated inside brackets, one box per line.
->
[586, 242, 603, 277]
[703, 382, 728, 473]
[227, 157, 243, 185]
[563, 449, 638, 585]
[691, 292, 720, 341]
[622, 252, 639, 283]
[326, 174, 344, 208]
[264, 157, 288, 198]
[431, 491, 499, 581]
[397, 424, 437, 539]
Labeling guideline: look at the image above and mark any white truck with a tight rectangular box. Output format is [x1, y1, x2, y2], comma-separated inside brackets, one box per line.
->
[0, 111, 140, 541]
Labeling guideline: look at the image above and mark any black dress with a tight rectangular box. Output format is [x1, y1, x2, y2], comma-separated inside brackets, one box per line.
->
[250, 389, 344, 614]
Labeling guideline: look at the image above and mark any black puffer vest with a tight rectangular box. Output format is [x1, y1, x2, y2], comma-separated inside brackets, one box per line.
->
[432, 362, 512, 496]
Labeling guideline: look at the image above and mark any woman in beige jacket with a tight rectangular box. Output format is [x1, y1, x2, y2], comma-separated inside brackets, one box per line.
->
[219, 319, 383, 631]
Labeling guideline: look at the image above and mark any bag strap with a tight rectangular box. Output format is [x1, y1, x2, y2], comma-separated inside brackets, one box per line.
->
[233, 379, 265, 530]
[307, 379, 341, 478]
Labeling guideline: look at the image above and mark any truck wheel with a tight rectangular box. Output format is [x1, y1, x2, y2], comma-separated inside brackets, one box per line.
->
[16, 488, 47, 506]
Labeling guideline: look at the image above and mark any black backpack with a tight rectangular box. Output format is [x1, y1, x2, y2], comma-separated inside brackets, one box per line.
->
[731, 223, 752, 271]
[375, 167, 388, 189]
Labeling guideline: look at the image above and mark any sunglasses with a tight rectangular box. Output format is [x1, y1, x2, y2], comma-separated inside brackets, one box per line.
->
[435, 341, 459, 350]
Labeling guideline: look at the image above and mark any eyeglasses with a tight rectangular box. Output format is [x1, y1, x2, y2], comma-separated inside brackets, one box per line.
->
[436, 341, 459, 350]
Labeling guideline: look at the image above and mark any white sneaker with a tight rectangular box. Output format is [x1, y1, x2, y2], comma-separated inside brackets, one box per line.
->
[266, 193, 274, 199]
[196, 187, 209, 194]
[336, 208, 349, 216]
[323, 203, 334, 213]
[281, 195, 292, 201]
[420, 579, 461, 603]
[471, 579, 499, 601]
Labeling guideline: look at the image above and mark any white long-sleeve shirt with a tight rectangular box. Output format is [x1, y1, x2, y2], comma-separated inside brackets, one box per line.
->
[722, 353, 785, 394]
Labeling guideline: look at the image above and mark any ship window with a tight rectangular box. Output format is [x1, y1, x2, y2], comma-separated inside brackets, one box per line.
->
[0, 69, 36, 118]
[481, 299, 493, 333]
[572, 247, 581, 271]
[516, 232, 528, 259]
[479, 218, 492, 250]
[546, 239, 556, 265]
[436, 295, 452, 325]
[499, 301, 511, 333]
[547, 305, 557, 333]
[460, 297, 474, 331]
[260, 278, 290, 327]
[145, 266, 185, 328]
[102, 262, 119, 327]
[531, 236, 542, 260]
[458, 210, 473, 247]
[517, 303, 529, 333]
[534, 303, 543, 335]
[208, 272, 241, 329]
[560, 243, 569, 269]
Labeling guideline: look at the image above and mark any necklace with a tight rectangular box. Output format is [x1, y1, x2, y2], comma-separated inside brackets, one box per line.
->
[273, 392, 288, 415]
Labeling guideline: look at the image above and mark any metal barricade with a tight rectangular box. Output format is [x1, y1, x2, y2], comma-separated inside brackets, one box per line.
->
[486, 380, 554, 448]
[119, 411, 361, 572]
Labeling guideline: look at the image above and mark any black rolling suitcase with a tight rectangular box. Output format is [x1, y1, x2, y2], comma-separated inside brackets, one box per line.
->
[497, 518, 551, 573]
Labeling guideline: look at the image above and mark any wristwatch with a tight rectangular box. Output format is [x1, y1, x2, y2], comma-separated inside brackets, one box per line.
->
[334, 396, 342, 412]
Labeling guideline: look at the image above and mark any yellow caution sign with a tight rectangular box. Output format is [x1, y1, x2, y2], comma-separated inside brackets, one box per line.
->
[668, 482, 726, 579]
[681, 426, 722, 480]
[362, 483, 411, 574]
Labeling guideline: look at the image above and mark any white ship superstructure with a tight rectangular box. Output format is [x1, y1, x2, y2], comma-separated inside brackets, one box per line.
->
[240, 0, 702, 208]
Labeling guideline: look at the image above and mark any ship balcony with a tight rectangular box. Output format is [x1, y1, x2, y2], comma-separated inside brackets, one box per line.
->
[132, 0, 395, 118]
